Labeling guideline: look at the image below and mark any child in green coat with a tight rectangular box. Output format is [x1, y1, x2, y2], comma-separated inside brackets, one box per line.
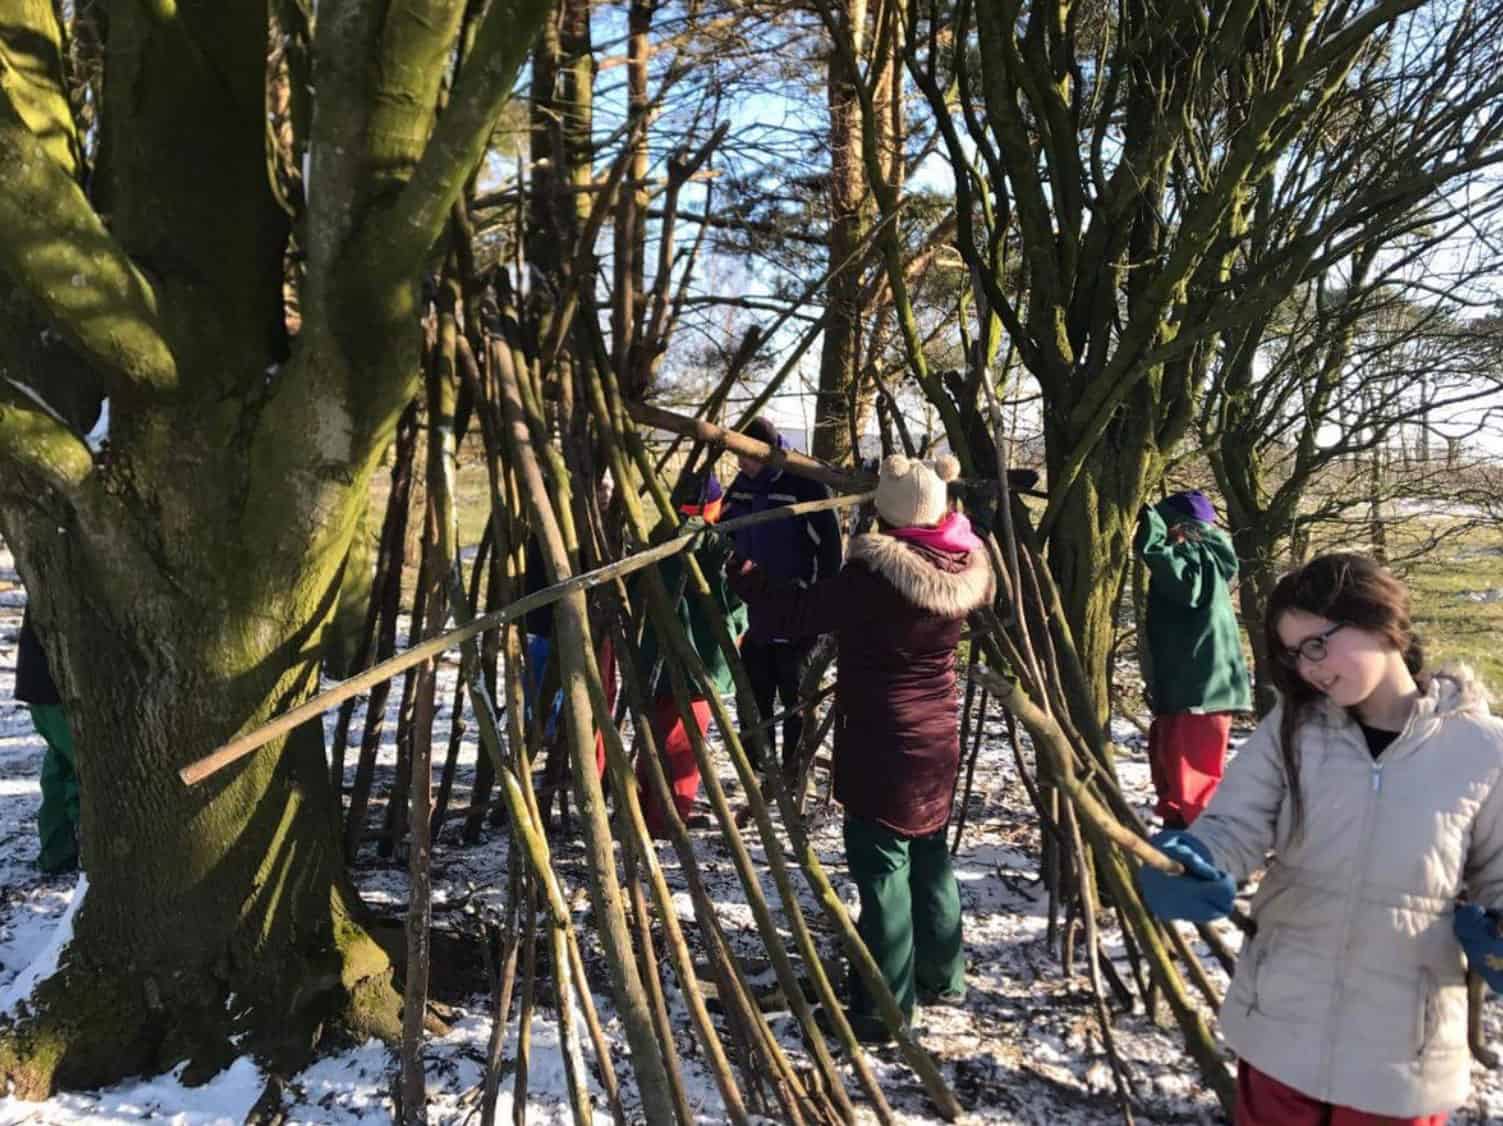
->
[16, 611, 80, 873]
[632, 472, 747, 837]
[1135, 489, 1252, 827]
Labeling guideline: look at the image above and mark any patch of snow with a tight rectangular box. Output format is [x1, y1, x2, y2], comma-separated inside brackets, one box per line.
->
[1396, 498, 1489, 520]
[0, 1057, 264, 1124]
[0, 884, 73, 999]
[0, 874, 85, 1017]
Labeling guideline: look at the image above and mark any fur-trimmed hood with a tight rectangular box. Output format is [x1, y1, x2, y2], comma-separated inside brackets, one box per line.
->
[847, 532, 995, 618]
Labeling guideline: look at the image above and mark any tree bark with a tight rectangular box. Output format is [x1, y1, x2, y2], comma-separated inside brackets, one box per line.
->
[0, 490, 400, 1096]
[1042, 388, 1160, 733]
[813, 0, 868, 467]
[1233, 529, 1281, 715]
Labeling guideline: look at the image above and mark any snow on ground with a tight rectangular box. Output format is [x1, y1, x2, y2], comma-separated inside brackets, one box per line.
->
[1, 550, 1502, 1123]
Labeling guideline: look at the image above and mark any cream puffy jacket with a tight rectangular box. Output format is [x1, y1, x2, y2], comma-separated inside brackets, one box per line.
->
[1192, 666, 1503, 1117]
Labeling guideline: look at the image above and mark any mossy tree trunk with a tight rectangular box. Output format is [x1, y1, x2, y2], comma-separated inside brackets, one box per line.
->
[324, 496, 378, 678]
[0, 0, 551, 1096]
[1042, 401, 1164, 734]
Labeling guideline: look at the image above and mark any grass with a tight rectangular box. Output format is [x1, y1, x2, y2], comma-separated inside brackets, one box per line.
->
[371, 443, 1503, 698]
[1403, 523, 1503, 693]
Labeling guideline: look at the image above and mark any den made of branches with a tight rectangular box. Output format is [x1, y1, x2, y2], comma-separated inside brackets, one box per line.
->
[177, 320, 1267, 1126]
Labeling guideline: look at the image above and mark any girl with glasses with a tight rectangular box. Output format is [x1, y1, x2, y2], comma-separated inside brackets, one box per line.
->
[1138, 552, 1503, 1125]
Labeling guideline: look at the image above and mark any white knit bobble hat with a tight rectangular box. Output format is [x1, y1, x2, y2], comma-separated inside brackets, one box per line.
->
[875, 454, 960, 528]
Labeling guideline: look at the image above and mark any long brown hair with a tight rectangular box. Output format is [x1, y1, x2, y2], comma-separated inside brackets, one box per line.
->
[1264, 553, 1424, 833]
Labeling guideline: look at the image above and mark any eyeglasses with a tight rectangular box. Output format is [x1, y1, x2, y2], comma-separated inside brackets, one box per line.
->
[1277, 622, 1345, 668]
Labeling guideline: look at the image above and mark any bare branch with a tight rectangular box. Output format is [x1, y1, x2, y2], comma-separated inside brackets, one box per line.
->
[0, 383, 93, 497]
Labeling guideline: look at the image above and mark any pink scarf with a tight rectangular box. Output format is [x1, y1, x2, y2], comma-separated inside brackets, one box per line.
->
[888, 511, 983, 554]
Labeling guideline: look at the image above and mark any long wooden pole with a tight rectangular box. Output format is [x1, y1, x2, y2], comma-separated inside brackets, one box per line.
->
[627, 398, 871, 491]
[630, 398, 1043, 497]
[178, 492, 870, 786]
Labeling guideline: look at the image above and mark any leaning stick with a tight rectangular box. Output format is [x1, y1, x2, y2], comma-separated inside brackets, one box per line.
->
[968, 663, 1258, 939]
[178, 492, 870, 786]
[597, 415, 868, 1120]
[1067, 788, 1140, 1116]
[1469, 973, 1497, 1067]
[629, 398, 1043, 497]
[609, 416, 927, 1119]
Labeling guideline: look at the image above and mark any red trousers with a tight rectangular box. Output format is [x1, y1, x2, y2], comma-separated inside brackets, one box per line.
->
[1237, 1060, 1447, 1125]
[1148, 711, 1232, 826]
[635, 696, 712, 839]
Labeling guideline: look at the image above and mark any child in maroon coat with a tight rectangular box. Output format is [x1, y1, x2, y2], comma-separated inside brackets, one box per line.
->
[730, 453, 994, 1042]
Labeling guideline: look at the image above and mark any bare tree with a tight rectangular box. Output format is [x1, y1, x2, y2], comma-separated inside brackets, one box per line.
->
[1206, 259, 1503, 705]
[1194, 4, 1503, 705]
[898, 0, 1503, 726]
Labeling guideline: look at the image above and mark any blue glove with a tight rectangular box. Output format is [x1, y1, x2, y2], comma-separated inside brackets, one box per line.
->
[1454, 904, 1503, 993]
[1137, 831, 1236, 923]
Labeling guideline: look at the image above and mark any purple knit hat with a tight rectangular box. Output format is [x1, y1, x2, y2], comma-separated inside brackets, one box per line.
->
[672, 470, 722, 511]
[1160, 489, 1216, 526]
[741, 416, 788, 453]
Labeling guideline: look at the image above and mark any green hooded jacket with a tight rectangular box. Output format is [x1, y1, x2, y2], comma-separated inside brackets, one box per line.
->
[635, 519, 748, 701]
[1134, 503, 1252, 715]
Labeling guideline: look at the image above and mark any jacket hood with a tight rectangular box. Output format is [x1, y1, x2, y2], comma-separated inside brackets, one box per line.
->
[1421, 662, 1490, 719]
[848, 532, 995, 618]
[1196, 522, 1240, 583]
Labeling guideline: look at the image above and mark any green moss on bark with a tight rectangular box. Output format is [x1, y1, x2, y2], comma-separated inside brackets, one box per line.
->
[0, 895, 399, 1100]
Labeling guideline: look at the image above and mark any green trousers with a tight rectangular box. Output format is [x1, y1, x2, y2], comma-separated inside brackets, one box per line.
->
[843, 815, 964, 1030]
[30, 705, 79, 874]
